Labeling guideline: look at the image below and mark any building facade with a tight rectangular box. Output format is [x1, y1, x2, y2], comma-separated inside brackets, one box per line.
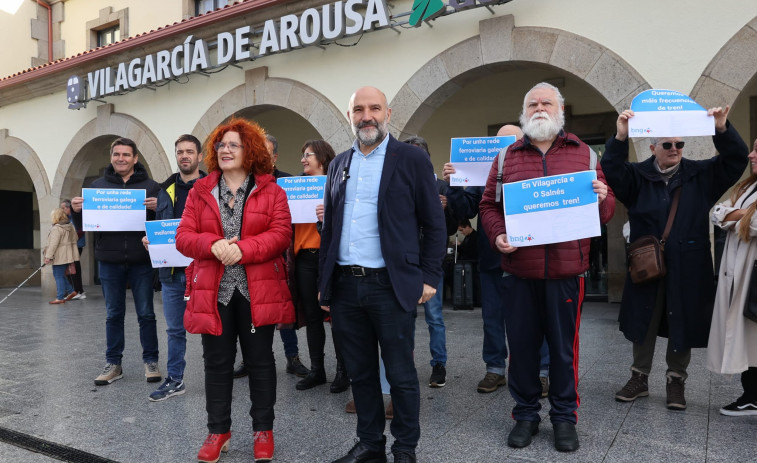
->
[2, 0, 757, 300]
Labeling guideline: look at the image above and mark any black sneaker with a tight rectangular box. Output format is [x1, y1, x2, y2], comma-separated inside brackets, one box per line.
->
[429, 363, 446, 388]
[720, 396, 757, 416]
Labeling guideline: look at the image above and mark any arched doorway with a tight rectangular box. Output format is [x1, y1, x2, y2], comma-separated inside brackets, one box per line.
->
[390, 16, 651, 302]
[0, 131, 49, 291]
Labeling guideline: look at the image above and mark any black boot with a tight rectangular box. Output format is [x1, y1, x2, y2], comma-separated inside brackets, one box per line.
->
[286, 355, 309, 377]
[296, 368, 327, 390]
[330, 360, 350, 393]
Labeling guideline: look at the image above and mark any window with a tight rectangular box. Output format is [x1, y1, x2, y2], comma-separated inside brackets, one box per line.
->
[97, 26, 120, 47]
[196, 0, 230, 15]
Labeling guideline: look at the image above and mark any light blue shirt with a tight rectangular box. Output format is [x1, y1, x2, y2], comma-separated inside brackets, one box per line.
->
[337, 135, 389, 267]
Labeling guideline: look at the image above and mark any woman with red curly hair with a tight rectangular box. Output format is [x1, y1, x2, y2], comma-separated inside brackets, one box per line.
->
[176, 118, 294, 462]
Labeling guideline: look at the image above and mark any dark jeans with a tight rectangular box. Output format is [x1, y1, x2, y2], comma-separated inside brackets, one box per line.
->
[330, 269, 419, 454]
[480, 269, 508, 375]
[297, 250, 326, 368]
[66, 247, 84, 294]
[202, 289, 276, 434]
[502, 275, 583, 424]
[98, 261, 158, 365]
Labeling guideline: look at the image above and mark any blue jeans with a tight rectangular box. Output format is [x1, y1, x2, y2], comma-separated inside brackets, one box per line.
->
[423, 278, 446, 366]
[331, 270, 419, 454]
[52, 264, 74, 300]
[161, 272, 187, 380]
[99, 261, 159, 365]
[279, 328, 298, 357]
[480, 270, 508, 375]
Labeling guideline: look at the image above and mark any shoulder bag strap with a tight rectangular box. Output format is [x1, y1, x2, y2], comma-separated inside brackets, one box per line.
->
[660, 187, 681, 247]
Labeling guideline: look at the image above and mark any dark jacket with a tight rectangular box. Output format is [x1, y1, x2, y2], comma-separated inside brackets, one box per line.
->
[600, 122, 749, 350]
[446, 186, 502, 272]
[155, 171, 207, 281]
[86, 162, 160, 264]
[176, 170, 295, 335]
[319, 135, 447, 312]
[480, 131, 616, 279]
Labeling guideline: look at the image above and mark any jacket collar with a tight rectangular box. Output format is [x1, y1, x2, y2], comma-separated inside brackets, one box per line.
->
[511, 130, 581, 153]
[160, 170, 207, 190]
[104, 161, 149, 185]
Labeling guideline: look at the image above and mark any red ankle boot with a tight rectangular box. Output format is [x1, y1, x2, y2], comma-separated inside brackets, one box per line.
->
[253, 430, 274, 461]
[197, 432, 231, 463]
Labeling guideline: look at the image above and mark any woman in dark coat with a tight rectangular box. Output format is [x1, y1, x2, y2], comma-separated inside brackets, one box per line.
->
[601, 106, 748, 411]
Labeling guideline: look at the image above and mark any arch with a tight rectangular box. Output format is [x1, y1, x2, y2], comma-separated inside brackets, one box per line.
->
[0, 129, 51, 208]
[54, 104, 172, 202]
[690, 16, 757, 109]
[389, 15, 650, 140]
[193, 67, 353, 152]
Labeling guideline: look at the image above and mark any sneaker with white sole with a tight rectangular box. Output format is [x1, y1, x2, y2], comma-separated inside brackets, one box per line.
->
[72, 292, 86, 300]
[94, 363, 123, 385]
[145, 362, 162, 383]
[720, 396, 757, 416]
[149, 377, 185, 402]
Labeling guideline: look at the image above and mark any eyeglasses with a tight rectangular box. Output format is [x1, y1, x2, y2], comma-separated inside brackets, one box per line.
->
[660, 141, 685, 150]
[302, 152, 316, 159]
[214, 142, 243, 152]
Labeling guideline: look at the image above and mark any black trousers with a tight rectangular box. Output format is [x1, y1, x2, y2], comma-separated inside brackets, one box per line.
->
[743, 367, 757, 401]
[202, 289, 276, 433]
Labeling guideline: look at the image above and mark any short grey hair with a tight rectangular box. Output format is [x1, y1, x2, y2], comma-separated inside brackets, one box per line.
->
[523, 82, 565, 111]
[265, 134, 278, 154]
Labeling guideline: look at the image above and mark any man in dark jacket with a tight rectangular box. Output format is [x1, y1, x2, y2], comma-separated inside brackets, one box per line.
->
[143, 134, 205, 401]
[480, 83, 615, 452]
[602, 106, 748, 411]
[72, 137, 162, 387]
[320, 86, 446, 463]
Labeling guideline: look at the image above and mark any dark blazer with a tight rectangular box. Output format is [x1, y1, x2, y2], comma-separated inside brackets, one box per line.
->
[319, 135, 447, 312]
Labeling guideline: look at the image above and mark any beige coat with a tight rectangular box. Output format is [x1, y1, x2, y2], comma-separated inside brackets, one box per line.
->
[44, 220, 79, 265]
[708, 182, 757, 374]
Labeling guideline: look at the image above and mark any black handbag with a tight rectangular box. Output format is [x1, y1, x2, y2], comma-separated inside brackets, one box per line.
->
[745, 260, 757, 323]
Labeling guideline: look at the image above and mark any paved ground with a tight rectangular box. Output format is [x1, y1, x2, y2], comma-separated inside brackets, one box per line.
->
[0, 285, 754, 462]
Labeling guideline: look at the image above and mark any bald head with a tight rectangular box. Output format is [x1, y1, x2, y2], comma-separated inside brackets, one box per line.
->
[497, 124, 523, 140]
[348, 86, 392, 152]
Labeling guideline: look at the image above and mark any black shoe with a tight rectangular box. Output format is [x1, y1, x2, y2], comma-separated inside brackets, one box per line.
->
[286, 355, 309, 377]
[429, 363, 446, 388]
[330, 367, 350, 393]
[507, 420, 539, 448]
[392, 451, 416, 463]
[232, 361, 247, 378]
[553, 421, 579, 452]
[296, 369, 327, 390]
[331, 440, 387, 463]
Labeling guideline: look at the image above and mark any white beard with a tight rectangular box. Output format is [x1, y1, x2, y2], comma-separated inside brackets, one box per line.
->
[352, 120, 388, 146]
[522, 111, 564, 142]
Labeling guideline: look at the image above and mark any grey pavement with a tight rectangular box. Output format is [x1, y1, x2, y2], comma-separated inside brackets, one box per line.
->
[0, 285, 754, 462]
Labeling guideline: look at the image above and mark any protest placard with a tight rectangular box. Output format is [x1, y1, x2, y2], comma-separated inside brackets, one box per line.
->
[503, 171, 599, 247]
[449, 136, 517, 186]
[81, 188, 146, 231]
[277, 175, 326, 223]
[628, 89, 714, 138]
[144, 219, 192, 268]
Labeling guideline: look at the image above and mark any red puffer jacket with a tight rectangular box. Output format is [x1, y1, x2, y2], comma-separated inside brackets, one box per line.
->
[479, 131, 615, 279]
[176, 170, 294, 335]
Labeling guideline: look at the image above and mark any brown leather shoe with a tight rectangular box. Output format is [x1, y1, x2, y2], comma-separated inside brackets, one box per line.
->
[385, 400, 393, 420]
[64, 291, 78, 301]
[49, 299, 65, 305]
[345, 399, 356, 414]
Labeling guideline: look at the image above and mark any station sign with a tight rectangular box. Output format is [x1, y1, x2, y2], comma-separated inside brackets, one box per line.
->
[67, 0, 512, 108]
